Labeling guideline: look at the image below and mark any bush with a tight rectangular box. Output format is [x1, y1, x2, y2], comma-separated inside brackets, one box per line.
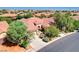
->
[0, 17, 13, 24]
[23, 12, 33, 19]
[48, 14, 53, 18]
[42, 36, 50, 42]
[74, 20, 79, 30]
[73, 14, 78, 16]
[16, 14, 23, 19]
[19, 40, 29, 48]
[39, 14, 46, 18]
[44, 26, 59, 38]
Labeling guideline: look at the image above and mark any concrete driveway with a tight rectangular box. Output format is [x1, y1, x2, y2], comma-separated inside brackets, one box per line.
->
[38, 32, 79, 52]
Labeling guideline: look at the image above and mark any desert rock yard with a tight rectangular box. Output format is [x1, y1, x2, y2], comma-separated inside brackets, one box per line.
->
[0, 39, 32, 52]
[0, 33, 32, 52]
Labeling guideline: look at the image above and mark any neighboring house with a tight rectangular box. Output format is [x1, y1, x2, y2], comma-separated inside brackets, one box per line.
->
[20, 17, 54, 32]
[0, 21, 9, 40]
[0, 21, 9, 34]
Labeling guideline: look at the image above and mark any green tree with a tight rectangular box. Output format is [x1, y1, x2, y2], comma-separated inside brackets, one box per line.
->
[66, 17, 75, 32]
[54, 12, 75, 32]
[55, 13, 74, 32]
[54, 11, 62, 22]
[7, 21, 29, 48]
[54, 13, 67, 31]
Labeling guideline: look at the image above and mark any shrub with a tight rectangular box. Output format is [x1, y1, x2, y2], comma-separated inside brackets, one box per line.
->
[16, 14, 23, 19]
[48, 14, 53, 18]
[23, 12, 33, 19]
[74, 20, 79, 30]
[73, 14, 78, 16]
[44, 26, 59, 38]
[19, 40, 29, 48]
[7, 21, 29, 48]
[39, 14, 46, 18]
[0, 17, 13, 24]
[42, 36, 49, 42]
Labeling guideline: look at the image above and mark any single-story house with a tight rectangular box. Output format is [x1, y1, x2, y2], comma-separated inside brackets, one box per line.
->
[20, 17, 54, 32]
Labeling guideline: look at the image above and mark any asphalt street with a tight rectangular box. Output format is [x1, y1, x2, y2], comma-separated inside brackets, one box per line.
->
[38, 32, 79, 52]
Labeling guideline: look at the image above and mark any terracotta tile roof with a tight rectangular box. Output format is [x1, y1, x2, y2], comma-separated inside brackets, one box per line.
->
[0, 21, 9, 33]
[20, 17, 54, 32]
[20, 18, 38, 32]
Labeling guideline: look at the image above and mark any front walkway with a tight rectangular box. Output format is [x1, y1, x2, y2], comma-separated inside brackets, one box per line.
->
[28, 32, 47, 52]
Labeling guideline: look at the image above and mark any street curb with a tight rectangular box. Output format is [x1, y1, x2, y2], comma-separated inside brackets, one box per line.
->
[27, 32, 76, 52]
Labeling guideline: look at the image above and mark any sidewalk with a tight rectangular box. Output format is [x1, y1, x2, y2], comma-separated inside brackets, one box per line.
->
[26, 32, 47, 52]
[27, 32, 75, 52]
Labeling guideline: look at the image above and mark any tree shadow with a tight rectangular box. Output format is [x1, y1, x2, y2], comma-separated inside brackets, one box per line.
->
[2, 38, 17, 47]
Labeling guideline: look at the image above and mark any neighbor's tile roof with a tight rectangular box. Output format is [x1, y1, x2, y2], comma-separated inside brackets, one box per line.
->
[0, 21, 9, 33]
